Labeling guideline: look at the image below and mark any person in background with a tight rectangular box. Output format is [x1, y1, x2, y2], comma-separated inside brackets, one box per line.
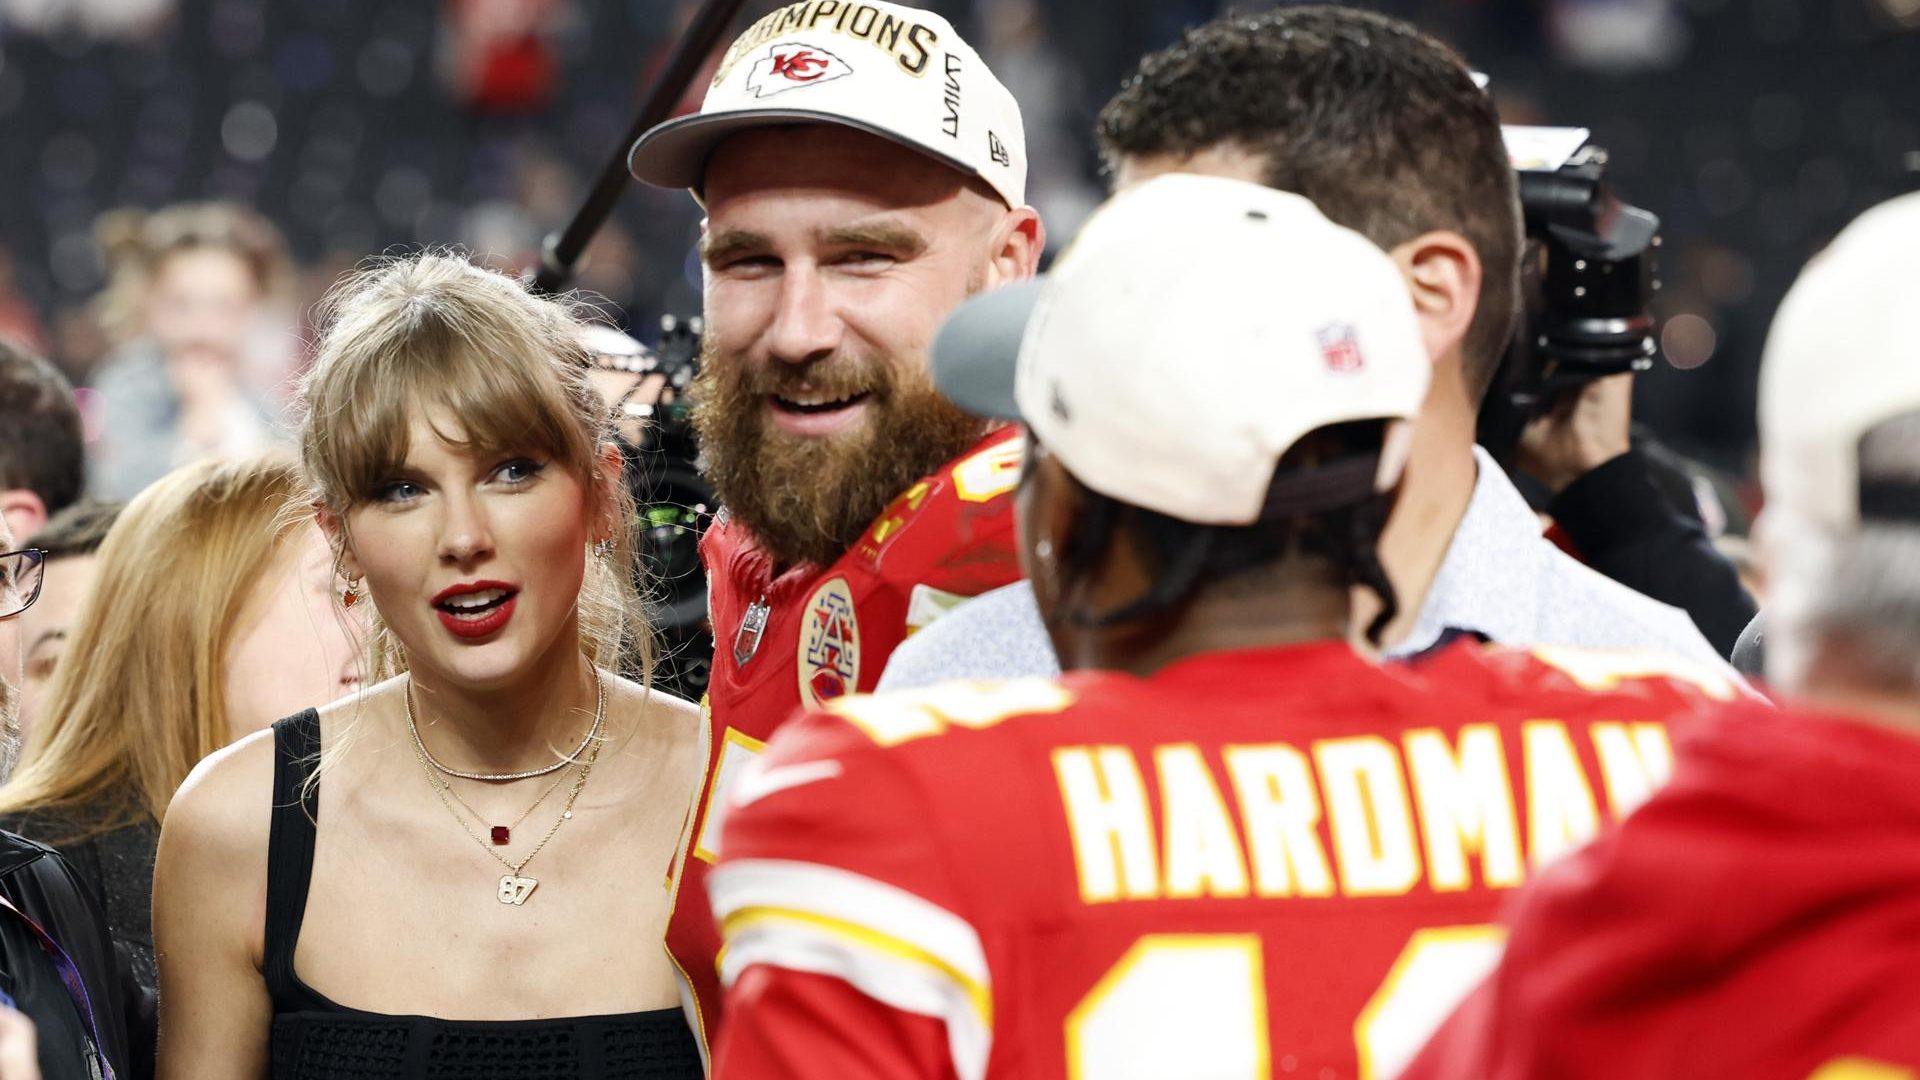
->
[0, 518, 149, 1080]
[879, 5, 1733, 692]
[0, 455, 359, 997]
[87, 203, 291, 501]
[14, 501, 121, 737]
[625, 0, 1045, 1053]
[153, 255, 704, 1079]
[1509, 373, 1760, 657]
[1403, 191, 1920, 1080]
[0, 341, 85, 542]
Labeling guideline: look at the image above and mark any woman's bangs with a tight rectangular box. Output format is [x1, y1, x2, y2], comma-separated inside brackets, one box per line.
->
[324, 333, 588, 504]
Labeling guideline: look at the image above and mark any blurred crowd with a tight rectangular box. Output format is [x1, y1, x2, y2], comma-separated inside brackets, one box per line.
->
[0, 1, 1917, 1078]
[0, 0, 1916, 502]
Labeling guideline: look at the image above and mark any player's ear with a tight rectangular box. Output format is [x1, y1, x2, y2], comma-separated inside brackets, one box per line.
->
[982, 205, 1045, 290]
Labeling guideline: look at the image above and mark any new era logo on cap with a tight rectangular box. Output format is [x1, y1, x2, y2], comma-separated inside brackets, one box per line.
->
[988, 131, 1010, 166]
[746, 42, 855, 98]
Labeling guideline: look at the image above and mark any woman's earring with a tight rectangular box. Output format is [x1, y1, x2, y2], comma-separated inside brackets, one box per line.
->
[1034, 539, 1055, 565]
[341, 575, 363, 609]
[592, 539, 613, 560]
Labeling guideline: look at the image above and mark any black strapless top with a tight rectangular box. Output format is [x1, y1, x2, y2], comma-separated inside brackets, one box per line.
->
[265, 711, 703, 1079]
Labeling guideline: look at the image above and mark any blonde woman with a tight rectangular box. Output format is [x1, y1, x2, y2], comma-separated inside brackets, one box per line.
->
[0, 454, 360, 996]
[154, 255, 705, 1079]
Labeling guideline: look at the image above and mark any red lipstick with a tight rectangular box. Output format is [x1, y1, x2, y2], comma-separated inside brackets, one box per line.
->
[431, 580, 518, 640]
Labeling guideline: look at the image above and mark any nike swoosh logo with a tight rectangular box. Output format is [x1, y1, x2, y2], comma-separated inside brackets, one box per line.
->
[729, 759, 845, 809]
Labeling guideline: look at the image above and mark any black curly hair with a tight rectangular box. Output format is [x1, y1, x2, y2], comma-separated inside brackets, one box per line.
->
[1050, 419, 1401, 645]
[1096, 5, 1521, 403]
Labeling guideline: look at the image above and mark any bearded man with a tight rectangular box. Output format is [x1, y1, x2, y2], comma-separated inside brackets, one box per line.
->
[626, 0, 1043, 1058]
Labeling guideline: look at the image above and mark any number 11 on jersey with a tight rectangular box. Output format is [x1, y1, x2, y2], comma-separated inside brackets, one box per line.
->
[1064, 927, 1504, 1080]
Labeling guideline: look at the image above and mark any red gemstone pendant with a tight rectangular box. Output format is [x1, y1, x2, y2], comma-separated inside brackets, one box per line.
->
[490, 826, 510, 845]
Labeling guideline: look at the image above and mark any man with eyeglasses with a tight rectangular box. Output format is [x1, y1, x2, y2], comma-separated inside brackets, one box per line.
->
[0, 534, 42, 773]
[0, 521, 147, 1080]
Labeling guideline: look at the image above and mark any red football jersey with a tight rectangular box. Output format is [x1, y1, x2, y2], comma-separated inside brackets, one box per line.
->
[1405, 699, 1920, 1080]
[706, 640, 1741, 1080]
[666, 426, 1026, 1057]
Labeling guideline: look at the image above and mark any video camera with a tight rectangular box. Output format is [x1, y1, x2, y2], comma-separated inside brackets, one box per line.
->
[607, 315, 715, 700]
[1478, 126, 1663, 463]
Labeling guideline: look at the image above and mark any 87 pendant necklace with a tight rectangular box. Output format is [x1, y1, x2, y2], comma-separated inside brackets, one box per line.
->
[407, 671, 606, 904]
[415, 726, 601, 905]
[405, 672, 606, 843]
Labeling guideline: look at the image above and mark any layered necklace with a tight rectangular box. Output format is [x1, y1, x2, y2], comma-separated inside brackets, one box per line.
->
[407, 672, 606, 906]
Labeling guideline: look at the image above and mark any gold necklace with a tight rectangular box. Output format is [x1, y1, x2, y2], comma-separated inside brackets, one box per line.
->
[440, 767, 571, 848]
[411, 680, 606, 906]
[407, 673, 605, 782]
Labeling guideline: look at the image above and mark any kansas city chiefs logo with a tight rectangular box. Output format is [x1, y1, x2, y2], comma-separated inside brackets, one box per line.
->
[746, 42, 854, 98]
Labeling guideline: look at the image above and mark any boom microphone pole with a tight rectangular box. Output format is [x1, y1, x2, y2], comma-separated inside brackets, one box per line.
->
[530, 0, 751, 296]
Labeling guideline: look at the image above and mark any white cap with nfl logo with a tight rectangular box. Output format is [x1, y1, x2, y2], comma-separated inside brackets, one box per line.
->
[628, 0, 1027, 207]
[932, 173, 1430, 526]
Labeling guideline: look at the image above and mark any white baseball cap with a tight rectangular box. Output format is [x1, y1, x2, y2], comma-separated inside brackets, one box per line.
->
[627, 0, 1026, 208]
[1761, 191, 1920, 531]
[932, 173, 1430, 526]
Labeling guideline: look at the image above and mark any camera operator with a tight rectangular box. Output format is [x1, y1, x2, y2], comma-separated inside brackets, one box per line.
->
[879, 5, 1737, 692]
[1511, 371, 1758, 657]
[1485, 131, 1758, 659]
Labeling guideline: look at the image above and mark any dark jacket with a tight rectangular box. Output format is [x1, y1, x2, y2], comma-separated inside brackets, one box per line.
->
[0, 829, 153, 1080]
[0, 806, 160, 999]
[1549, 446, 1759, 657]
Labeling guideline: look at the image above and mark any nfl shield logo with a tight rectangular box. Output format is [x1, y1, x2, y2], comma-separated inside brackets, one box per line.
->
[1317, 323, 1366, 374]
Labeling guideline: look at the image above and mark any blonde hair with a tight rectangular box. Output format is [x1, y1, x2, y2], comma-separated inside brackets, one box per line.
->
[93, 201, 290, 344]
[298, 252, 649, 684]
[0, 454, 306, 840]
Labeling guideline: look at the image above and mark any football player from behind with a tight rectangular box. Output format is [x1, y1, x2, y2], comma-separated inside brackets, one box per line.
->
[703, 175, 1738, 1080]
[1405, 193, 1920, 1080]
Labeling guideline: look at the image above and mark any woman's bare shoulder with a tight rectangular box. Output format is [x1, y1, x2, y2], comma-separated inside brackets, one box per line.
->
[161, 725, 279, 868]
[647, 684, 703, 733]
[605, 674, 703, 759]
[314, 674, 403, 728]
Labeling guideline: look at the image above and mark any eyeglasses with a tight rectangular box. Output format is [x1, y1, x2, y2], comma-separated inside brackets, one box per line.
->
[0, 549, 46, 620]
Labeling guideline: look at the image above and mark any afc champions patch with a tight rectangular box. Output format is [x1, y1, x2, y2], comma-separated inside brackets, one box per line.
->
[798, 576, 861, 708]
[745, 41, 854, 98]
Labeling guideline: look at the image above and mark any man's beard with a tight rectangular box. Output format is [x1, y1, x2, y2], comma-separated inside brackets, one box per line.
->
[693, 337, 985, 569]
